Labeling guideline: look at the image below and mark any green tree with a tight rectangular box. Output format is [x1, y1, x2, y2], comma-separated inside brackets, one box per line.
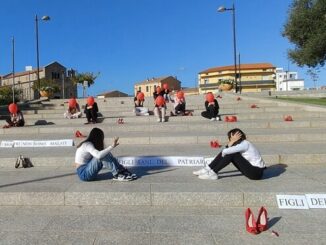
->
[32, 78, 60, 93]
[71, 72, 99, 87]
[283, 0, 326, 68]
[0, 86, 22, 105]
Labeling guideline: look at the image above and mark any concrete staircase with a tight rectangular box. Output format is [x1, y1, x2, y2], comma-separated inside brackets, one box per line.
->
[0, 92, 325, 244]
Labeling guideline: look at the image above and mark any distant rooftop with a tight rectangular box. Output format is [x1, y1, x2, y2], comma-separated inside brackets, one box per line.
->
[199, 63, 275, 74]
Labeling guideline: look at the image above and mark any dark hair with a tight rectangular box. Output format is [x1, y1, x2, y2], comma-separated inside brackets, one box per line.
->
[77, 127, 104, 150]
[227, 128, 246, 146]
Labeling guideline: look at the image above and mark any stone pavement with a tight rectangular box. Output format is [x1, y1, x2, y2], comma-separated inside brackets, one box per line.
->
[0, 92, 325, 244]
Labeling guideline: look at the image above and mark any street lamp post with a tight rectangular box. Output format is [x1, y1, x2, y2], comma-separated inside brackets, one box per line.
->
[35, 15, 50, 99]
[62, 70, 65, 99]
[218, 3, 239, 93]
[12, 37, 15, 103]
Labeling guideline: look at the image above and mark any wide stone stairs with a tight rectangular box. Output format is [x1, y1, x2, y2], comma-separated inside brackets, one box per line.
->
[0, 93, 325, 244]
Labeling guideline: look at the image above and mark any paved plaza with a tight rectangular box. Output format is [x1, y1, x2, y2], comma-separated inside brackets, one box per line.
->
[0, 92, 325, 244]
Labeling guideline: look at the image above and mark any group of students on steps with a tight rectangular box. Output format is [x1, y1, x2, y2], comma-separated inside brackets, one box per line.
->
[2, 91, 266, 182]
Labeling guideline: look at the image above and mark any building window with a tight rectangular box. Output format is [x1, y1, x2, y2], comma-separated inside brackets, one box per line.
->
[204, 78, 209, 84]
[146, 86, 149, 92]
[154, 85, 156, 91]
[138, 87, 141, 92]
[51, 72, 60, 79]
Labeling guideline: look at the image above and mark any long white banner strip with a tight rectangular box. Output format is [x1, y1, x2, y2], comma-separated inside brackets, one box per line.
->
[118, 156, 205, 167]
[0, 139, 74, 147]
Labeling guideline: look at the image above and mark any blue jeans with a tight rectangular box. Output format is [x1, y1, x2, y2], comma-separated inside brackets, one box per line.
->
[77, 152, 124, 181]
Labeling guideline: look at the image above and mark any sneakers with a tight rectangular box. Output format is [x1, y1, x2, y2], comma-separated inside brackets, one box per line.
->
[157, 118, 161, 122]
[198, 170, 218, 180]
[193, 166, 210, 176]
[122, 169, 138, 180]
[161, 117, 166, 122]
[113, 169, 138, 181]
[112, 173, 133, 182]
[210, 117, 217, 121]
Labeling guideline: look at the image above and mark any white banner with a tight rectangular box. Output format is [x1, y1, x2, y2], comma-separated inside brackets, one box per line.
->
[118, 156, 205, 167]
[0, 139, 74, 148]
[305, 194, 326, 209]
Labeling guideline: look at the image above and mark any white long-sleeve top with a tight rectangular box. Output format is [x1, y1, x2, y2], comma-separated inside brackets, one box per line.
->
[75, 142, 114, 165]
[174, 97, 185, 109]
[222, 140, 265, 168]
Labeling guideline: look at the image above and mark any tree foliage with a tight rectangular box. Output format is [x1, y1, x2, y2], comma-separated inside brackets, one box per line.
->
[283, 0, 326, 68]
[71, 72, 99, 87]
[31, 78, 60, 93]
[0, 86, 22, 105]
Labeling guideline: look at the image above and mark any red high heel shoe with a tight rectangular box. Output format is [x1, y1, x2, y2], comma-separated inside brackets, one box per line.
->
[257, 206, 268, 232]
[245, 208, 259, 235]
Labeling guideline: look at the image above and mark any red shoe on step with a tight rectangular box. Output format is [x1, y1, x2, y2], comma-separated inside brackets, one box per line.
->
[245, 208, 259, 235]
[257, 206, 268, 232]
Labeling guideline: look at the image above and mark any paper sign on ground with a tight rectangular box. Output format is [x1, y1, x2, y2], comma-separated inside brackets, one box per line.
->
[305, 194, 326, 209]
[0, 140, 74, 147]
[276, 195, 309, 209]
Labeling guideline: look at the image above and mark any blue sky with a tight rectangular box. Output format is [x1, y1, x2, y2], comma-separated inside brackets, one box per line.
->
[0, 0, 325, 96]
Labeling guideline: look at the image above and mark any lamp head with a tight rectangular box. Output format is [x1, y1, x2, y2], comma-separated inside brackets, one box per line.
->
[218, 6, 226, 12]
[41, 16, 50, 21]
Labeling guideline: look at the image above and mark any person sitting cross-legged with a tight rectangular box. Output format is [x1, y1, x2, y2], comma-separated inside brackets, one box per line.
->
[84, 96, 98, 124]
[134, 91, 149, 116]
[3, 103, 25, 128]
[75, 127, 137, 181]
[201, 92, 221, 121]
[64, 98, 82, 119]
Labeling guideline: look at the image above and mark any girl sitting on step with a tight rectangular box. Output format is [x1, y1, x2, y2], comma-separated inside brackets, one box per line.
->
[201, 92, 221, 121]
[193, 128, 266, 180]
[75, 127, 137, 181]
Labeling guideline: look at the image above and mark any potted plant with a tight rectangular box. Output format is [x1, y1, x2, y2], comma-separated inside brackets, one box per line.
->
[32, 79, 60, 98]
[217, 79, 234, 91]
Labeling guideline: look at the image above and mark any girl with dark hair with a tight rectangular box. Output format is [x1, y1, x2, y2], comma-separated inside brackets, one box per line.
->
[193, 128, 266, 180]
[75, 127, 136, 181]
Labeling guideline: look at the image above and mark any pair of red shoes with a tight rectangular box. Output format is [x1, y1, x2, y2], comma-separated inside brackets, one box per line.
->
[75, 130, 86, 138]
[217, 95, 222, 99]
[225, 116, 237, 122]
[210, 140, 221, 148]
[117, 118, 124, 124]
[236, 97, 241, 101]
[245, 207, 268, 235]
[251, 104, 258, 108]
[284, 115, 293, 121]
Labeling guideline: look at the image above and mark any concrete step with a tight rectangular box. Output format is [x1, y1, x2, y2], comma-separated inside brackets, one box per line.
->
[15, 105, 304, 115]
[2, 118, 326, 135]
[0, 164, 325, 207]
[0, 204, 325, 244]
[16, 109, 326, 121]
[16, 113, 326, 127]
[1, 127, 326, 143]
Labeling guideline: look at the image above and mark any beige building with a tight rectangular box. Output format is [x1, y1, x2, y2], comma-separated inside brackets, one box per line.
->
[134, 76, 181, 97]
[0, 61, 77, 100]
[198, 63, 276, 93]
